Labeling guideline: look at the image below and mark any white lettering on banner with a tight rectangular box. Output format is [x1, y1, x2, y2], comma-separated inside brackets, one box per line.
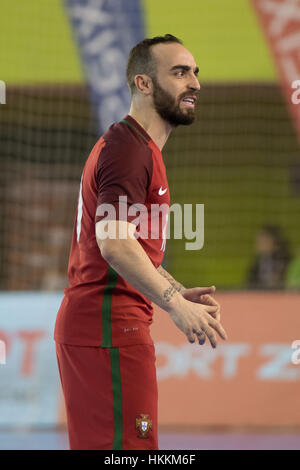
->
[155, 343, 250, 380]
[99, 95, 126, 127]
[258, 344, 300, 379]
[281, 56, 300, 83]
[66, 0, 140, 130]
[91, 48, 125, 95]
[291, 340, 300, 365]
[85, 29, 115, 55]
[277, 31, 300, 53]
[259, 0, 300, 36]
[155, 342, 300, 380]
[263, 0, 300, 80]
[67, 3, 112, 39]
[255, 0, 300, 119]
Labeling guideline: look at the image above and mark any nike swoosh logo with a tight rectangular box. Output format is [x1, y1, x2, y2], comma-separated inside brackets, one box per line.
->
[158, 187, 167, 196]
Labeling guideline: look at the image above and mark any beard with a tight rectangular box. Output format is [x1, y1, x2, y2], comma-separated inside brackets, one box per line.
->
[152, 76, 197, 127]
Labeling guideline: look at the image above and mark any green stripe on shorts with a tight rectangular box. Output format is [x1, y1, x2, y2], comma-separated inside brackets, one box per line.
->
[109, 347, 123, 450]
[101, 266, 118, 348]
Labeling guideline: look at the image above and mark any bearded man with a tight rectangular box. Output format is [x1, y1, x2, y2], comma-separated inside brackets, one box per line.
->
[54, 34, 227, 450]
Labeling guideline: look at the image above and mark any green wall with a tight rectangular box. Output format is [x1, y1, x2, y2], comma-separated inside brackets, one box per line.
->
[1, 0, 277, 83]
[0, 0, 82, 83]
[144, 0, 277, 81]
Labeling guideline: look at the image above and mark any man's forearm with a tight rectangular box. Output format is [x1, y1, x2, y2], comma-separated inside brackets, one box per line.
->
[157, 265, 185, 294]
[96, 221, 226, 348]
[97, 223, 182, 312]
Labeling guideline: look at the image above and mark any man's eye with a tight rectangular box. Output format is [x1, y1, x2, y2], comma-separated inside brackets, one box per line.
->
[176, 71, 185, 77]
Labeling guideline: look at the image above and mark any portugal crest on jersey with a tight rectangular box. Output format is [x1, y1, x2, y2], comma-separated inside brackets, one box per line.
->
[136, 414, 152, 438]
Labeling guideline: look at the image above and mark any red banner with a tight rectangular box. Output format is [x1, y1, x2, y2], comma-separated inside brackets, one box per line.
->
[251, 0, 300, 143]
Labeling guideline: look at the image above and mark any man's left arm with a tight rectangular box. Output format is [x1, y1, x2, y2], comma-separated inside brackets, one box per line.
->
[157, 265, 221, 321]
[157, 265, 185, 293]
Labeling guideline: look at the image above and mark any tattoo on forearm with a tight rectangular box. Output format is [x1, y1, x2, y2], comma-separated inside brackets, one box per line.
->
[157, 266, 185, 293]
[163, 286, 178, 302]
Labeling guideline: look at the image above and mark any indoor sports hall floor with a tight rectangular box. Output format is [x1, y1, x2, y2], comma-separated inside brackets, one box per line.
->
[0, 428, 299, 450]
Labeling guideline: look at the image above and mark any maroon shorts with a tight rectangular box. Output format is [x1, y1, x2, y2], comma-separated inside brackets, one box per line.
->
[55, 342, 158, 450]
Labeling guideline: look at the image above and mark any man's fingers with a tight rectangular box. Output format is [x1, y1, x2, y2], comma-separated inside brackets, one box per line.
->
[200, 285, 216, 294]
[201, 325, 217, 349]
[200, 294, 218, 307]
[194, 286, 216, 296]
[208, 318, 227, 341]
[198, 294, 221, 318]
[186, 331, 196, 343]
[212, 310, 221, 322]
[193, 329, 206, 345]
[205, 305, 219, 314]
[208, 310, 217, 320]
[200, 294, 215, 304]
[204, 302, 221, 320]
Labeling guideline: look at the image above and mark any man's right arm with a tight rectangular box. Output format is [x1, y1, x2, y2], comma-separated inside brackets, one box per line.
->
[96, 220, 227, 348]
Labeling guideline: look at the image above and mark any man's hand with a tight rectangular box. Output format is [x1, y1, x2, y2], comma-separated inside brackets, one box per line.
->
[181, 286, 221, 321]
[166, 294, 227, 348]
[180, 286, 221, 345]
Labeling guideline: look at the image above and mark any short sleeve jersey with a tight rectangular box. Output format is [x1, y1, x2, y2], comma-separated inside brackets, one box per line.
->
[54, 115, 170, 347]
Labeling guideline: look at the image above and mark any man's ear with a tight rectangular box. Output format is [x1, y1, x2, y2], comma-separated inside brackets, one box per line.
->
[134, 74, 153, 95]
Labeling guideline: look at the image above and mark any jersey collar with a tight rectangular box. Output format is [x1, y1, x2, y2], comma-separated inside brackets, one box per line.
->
[120, 115, 151, 144]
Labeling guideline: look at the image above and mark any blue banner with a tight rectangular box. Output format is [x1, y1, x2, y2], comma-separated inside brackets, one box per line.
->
[65, 0, 145, 132]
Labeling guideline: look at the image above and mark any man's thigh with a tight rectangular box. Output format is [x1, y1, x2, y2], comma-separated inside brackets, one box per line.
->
[56, 342, 158, 450]
[118, 343, 158, 450]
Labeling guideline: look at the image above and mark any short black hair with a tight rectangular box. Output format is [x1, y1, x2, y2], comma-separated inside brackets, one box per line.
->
[126, 34, 183, 95]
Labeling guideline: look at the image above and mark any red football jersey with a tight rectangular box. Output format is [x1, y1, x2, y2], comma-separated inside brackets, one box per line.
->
[54, 115, 170, 347]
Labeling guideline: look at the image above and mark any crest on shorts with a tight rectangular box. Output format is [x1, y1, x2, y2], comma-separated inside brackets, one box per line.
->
[136, 414, 152, 438]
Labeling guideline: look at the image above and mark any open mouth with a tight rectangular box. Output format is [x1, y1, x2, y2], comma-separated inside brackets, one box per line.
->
[181, 96, 197, 107]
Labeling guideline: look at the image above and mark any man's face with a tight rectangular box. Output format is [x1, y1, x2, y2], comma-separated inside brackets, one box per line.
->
[150, 42, 201, 126]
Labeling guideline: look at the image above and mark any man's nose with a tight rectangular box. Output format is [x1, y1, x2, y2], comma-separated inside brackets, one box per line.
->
[188, 75, 201, 92]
